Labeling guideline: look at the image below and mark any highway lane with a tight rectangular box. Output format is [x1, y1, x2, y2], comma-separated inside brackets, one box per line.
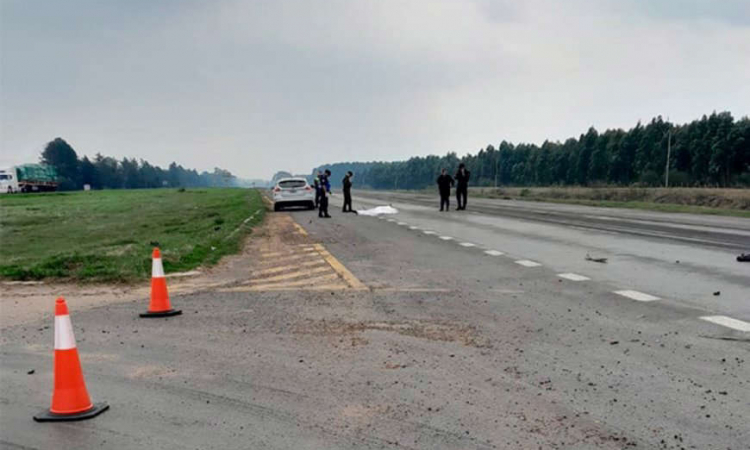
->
[292, 209, 749, 449]
[1, 206, 748, 449]
[353, 190, 750, 320]
[354, 190, 750, 251]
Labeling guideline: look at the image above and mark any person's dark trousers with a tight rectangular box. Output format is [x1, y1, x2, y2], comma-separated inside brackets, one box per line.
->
[342, 190, 352, 212]
[456, 187, 467, 210]
[315, 190, 321, 208]
[439, 192, 450, 211]
[319, 195, 330, 218]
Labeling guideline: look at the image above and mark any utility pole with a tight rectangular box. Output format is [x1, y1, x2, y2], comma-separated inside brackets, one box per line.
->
[665, 128, 671, 188]
[494, 153, 499, 188]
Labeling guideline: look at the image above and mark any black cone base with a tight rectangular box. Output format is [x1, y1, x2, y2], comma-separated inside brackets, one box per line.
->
[139, 309, 182, 318]
[34, 402, 109, 422]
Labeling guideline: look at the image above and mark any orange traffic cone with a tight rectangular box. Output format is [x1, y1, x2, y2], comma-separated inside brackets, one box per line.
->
[140, 247, 182, 318]
[34, 297, 109, 422]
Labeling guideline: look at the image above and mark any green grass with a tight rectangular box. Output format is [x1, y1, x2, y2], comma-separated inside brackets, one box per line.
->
[0, 188, 265, 282]
[467, 186, 750, 218]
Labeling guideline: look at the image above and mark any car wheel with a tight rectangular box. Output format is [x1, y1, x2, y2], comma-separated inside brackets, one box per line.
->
[274, 203, 281, 212]
[308, 202, 315, 210]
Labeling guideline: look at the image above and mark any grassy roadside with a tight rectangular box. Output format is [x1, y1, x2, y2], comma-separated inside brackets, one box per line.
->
[0, 188, 265, 282]
[466, 187, 750, 218]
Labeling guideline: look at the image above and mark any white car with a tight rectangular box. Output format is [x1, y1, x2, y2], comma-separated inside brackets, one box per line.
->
[272, 177, 316, 211]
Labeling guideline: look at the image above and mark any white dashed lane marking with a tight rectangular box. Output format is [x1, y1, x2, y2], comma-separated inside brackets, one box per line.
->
[700, 316, 750, 332]
[364, 218, 746, 334]
[558, 273, 590, 281]
[613, 290, 660, 302]
[515, 260, 542, 267]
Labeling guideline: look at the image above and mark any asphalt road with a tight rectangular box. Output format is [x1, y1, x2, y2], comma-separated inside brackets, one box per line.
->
[354, 190, 750, 320]
[1, 196, 748, 449]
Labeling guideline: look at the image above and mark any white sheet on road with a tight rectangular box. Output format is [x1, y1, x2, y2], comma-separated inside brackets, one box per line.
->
[358, 205, 399, 216]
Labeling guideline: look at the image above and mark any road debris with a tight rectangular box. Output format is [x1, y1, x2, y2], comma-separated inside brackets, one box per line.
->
[585, 254, 608, 263]
[737, 253, 750, 262]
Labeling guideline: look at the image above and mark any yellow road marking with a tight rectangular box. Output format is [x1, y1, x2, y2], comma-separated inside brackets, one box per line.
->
[259, 252, 317, 265]
[313, 244, 368, 290]
[219, 283, 348, 293]
[251, 260, 327, 277]
[260, 248, 317, 259]
[250, 284, 348, 291]
[245, 273, 343, 291]
[292, 222, 308, 236]
[249, 265, 331, 284]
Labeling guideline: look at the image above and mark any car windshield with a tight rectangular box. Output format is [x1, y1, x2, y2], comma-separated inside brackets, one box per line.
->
[278, 180, 306, 189]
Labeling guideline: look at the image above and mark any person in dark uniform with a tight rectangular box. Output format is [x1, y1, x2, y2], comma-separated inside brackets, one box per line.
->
[313, 170, 322, 209]
[455, 163, 471, 210]
[318, 169, 332, 218]
[436, 168, 454, 211]
[342, 171, 356, 213]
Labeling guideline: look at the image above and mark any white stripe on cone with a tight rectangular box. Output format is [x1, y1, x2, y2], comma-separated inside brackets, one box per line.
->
[54, 315, 77, 350]
[152, 257, 165, 278]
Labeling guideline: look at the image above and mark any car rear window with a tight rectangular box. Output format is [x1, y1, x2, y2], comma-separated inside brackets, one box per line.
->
[279, 180, 306, 188]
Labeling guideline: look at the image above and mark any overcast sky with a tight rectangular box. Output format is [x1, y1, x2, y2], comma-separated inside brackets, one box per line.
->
[2, 0, 749, 179]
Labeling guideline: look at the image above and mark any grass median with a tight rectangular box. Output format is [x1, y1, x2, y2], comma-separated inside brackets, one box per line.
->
[470, 187, 750, 218]
[0, 188, 265, 282]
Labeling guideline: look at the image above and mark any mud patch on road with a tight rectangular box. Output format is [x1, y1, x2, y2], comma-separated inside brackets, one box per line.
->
[128, 365, 177, 379]
[293, 318, 490, 348]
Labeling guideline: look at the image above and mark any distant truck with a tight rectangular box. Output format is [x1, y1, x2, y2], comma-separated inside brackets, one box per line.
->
[0, 164, 59, 193]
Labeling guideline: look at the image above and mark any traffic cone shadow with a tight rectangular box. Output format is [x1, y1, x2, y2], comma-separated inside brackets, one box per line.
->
[34, 297, 109, 422]
[140, 247, 182, 318]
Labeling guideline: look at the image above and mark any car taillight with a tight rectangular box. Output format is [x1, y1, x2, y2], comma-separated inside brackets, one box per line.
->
[273, 187, 281, 192]
[305, 186, 313, 191]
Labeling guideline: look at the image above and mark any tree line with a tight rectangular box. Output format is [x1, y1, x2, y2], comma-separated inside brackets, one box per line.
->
[39, 138, 236, 190]
[313, 112, 750, 189]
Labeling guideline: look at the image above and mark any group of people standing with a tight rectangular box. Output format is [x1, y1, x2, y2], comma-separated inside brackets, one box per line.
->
[313, 170, 356, 218]
[311, 163, 471, 218]
[436, 163, 471, 211]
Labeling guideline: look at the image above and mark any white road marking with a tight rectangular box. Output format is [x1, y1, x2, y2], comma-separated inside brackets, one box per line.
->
[613, 290, 660, 302]
[484, 250, 504, 256]
[700, 316, 750, 332]
[397, 222, 408, 226]
[515, 260, 542, 267]
[423, 230, 437, 235]
[439, 236, 453, 241]
[387, 219, 397, 222]
[459, 242, 476, 247]
[409, 226, 420, 230]
[558, 273, 590, 281]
